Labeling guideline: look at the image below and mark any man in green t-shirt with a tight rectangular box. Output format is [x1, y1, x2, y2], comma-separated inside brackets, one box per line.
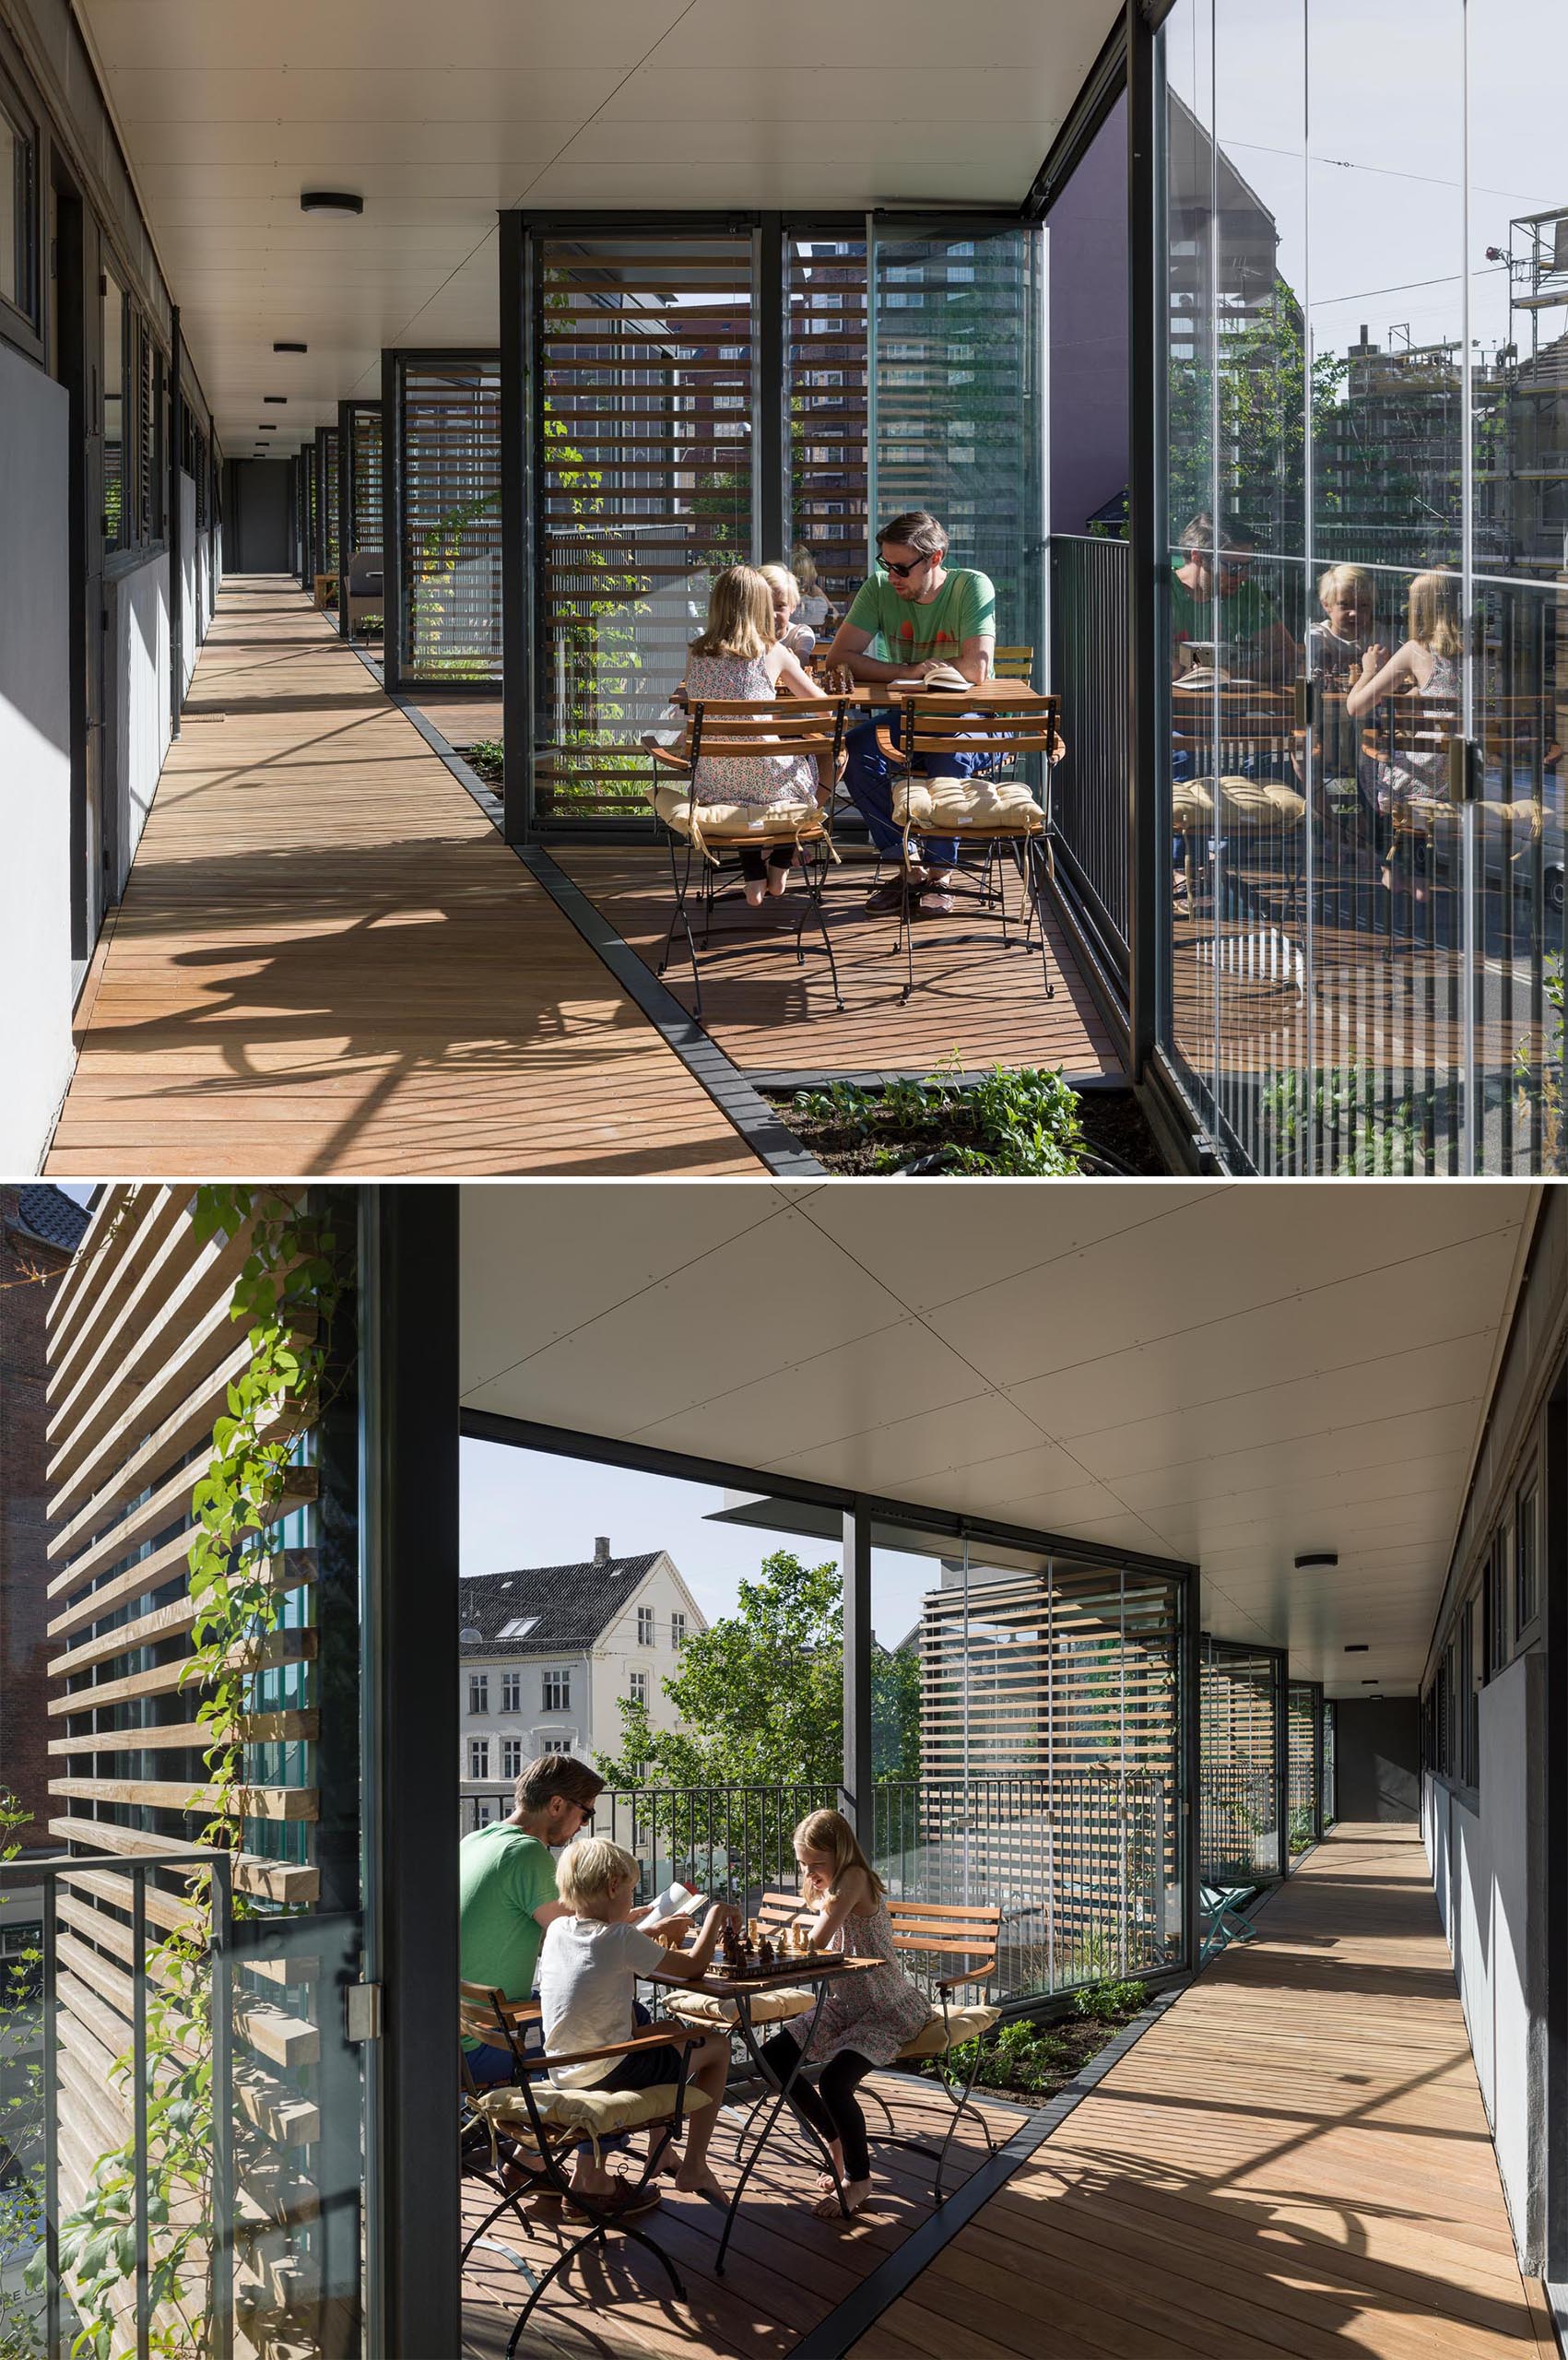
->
[825, 511, 997, 915]
[460, 1752, 692, 2081]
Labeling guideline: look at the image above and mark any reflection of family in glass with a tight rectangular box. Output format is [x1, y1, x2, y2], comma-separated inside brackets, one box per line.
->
[1170, 513, 1485, 914]
[671, 510, 1040, 919]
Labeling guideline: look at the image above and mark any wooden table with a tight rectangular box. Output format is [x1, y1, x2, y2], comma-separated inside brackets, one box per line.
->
[652, 1951, 877, 2276]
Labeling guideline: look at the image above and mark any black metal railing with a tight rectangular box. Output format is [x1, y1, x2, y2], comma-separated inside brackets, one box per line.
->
[0, 1851, 235, 2360]
[1049, 532, 1131, 983]
[466, 1770, 1182, 2004]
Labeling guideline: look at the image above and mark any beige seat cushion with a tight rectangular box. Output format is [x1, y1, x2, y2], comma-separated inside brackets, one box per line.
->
[665, 1986, 814, 2029]
[895, 2003, 1000, 2060]
[892, 776, 1043, 836]
[1188, 775, 1306, 829]
[477, 2079, 713, 2142]
[650, 784, 819, 843]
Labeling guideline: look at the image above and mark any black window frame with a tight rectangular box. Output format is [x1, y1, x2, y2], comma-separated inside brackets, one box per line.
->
[1516, 1472, 1541, 1642]
[0, 51, 41, 354]
[1486, 1517, 1512, 1680]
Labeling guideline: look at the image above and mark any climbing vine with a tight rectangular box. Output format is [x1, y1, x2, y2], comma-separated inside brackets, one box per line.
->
[30, 1189, 340, 2359]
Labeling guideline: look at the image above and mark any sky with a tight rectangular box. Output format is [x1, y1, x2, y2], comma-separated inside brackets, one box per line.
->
[1168, 0, 1566, 364]
[461, 1438, 936, 1647]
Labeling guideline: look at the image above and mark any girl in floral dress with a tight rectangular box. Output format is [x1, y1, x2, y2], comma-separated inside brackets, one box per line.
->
[760, 1809, 930, 2221]
[685, 565, 831, 907]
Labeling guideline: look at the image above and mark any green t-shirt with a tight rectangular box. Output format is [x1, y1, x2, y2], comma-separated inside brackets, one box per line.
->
[459, 1822, 559, 2039]
[844, 566, 996, 669]
[1169, 563, 1278, 652]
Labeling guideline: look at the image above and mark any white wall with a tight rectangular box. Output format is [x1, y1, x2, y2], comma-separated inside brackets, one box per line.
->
[0, 345, 73, 1170]
[1423, 1652, 1547, 2270]
[106, 553, 171, 897]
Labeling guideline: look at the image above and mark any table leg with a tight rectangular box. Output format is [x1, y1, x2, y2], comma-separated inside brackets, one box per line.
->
[714, 1988, 846, 2277]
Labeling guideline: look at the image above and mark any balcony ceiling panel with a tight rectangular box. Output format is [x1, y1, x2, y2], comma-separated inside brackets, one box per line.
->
[459, 1184, 1534, 1696]
[72, 0, 1117, 445]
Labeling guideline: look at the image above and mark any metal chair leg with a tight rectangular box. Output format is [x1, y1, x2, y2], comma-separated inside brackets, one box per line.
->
[1027, 836, 1055, 1000]
[806, 844, 846, 1010]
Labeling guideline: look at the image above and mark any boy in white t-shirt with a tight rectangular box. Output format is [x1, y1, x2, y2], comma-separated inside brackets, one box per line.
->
[538, 1837, 736, 2211]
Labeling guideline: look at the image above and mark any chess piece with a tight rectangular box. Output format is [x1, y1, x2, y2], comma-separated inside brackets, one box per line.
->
[758, 1935, 775, 1971]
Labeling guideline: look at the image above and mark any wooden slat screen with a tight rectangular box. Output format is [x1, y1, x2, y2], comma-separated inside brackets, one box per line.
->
[45, 1186, 329, 2358]
[398, 356, 501, 683]
[349, 404, 383, 556]
[1288, 1681, 1320, 1839]
[536, 233, 754, 818]
[914, 1560, 1183, 1987]
[319, 428, 340, 576]
[1200, 1642, 1281, 1884]
[786, 234, 868, 631]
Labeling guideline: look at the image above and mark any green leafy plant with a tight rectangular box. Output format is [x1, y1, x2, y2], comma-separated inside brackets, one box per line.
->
[34, 1189, 341, 2359]
[1074, 1976, 1149, 2025]
[792, 1061, 1090, 1176]
[0, 1788, 47, 2359]
[466, 737, 505, 784]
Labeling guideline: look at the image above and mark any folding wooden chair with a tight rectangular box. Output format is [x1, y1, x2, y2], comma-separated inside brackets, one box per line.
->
[648, 696, 849, 1018]
[458, 1985, 712, 2353]
[878, 692, 1061, 1005]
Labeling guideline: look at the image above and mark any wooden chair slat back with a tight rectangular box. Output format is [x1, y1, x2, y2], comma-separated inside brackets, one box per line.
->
[902, 692, 1059, 760]
[993, 645, 1035, 680]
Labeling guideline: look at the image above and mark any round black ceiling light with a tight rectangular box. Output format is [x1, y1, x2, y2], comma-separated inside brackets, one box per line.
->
[263, 395, 288, 404]
[273, 341, 307, 354]
[1293, 1552, 1338, 1571]
[300, 190, 363, 216]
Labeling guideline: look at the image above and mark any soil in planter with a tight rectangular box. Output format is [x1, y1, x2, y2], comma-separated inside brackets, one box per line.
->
[770, 1079, 1168, 1177]
[918, 1988, 1149, 2107]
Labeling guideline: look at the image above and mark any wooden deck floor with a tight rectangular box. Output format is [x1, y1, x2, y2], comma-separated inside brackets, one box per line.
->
[461, 2071, 1009, 2358]
[552, 846, 1120, 1082]
[855, 1824, 1553, 2360]
[47, 582, 759, 1176]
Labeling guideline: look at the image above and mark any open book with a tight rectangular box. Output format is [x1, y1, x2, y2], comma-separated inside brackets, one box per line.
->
[645, 1880, 706, 1922]
[890, 660, 973, 691]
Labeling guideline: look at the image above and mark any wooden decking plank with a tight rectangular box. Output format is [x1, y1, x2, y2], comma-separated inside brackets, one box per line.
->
[551, 845, 1121, 1082]
[856, 1825, 1546, 2360]
[47, 579, 759, 1179]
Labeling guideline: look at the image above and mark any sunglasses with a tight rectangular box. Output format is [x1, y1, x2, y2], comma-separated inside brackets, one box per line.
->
[884, 553, 932, 578]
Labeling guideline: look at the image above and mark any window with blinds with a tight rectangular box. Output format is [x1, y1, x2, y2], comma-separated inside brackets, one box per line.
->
[536, 232, 754, 818]
[349, 403, 383, 554]
[398, 358, 501, 682]
[1200, 1642, 1282, 1884]
[786, 235, 868, 632]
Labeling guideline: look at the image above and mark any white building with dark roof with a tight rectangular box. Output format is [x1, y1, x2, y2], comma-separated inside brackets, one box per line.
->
[457, 1538, 706, 1826]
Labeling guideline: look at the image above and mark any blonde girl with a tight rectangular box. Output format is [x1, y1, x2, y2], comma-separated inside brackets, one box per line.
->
[758, 1808, 928, 2223]
[1346, 568, 1463, 888]
[686, 564, 831, 905]
[1310, 564, 1376, 678]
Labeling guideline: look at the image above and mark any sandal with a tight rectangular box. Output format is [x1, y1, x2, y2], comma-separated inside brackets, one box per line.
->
[562, 2180, 662, 2223]
[864, 875, 920, 915]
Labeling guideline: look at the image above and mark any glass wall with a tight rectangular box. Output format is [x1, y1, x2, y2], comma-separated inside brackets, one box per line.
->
[869, 1525, 1186, 2004]
[396, 357, 501, 685]
[1199, 1640, 1283, 1885]
[1158, 0, 1567, 1174]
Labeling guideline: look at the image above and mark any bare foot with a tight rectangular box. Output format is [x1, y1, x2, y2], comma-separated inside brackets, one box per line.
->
[744, 879, 767, 908]
[672, 2165, 726, 2204]
[812, 2176, 871, 2221]
[766, 866, 791, 897]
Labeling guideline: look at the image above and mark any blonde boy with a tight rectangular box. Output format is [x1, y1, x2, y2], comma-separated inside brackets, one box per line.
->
[537, 1837, 736, 2210]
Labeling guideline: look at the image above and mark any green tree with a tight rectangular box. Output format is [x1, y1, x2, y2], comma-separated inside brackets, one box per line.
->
[595, 1549, 923, 1789]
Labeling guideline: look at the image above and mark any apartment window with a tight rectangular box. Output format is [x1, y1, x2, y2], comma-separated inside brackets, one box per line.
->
[468, 1739, 489, 1780]
[467, 1673, 488, 1715]
[0, 77, 35, 326]
[670, 1612, 687, 1649]
[637, 1607, 654, 1646]
[1516, 1481, 1539, 1637]
[542, 1669, 571, 1713]
[629, 1671, 648, 1708]
[1460, 1594, 1478, 1788]
[501, 1739, 523, 1779]
[1485, 1523, 1510, 1679]
[501, 1671, 522, 1712]
[103, 271, 126, 549]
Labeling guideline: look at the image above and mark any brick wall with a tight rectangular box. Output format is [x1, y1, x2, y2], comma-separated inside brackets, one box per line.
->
[0, 1191, 79, 1840]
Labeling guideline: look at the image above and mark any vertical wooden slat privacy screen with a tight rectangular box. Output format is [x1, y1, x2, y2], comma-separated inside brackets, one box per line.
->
[348, 406, 383, 556]
[319, 429, 340, 580]
[535, 233, 755, 818]
[44, 1186, 347, 2358]
[1288, 1680, 1321, 1851]
[395, 356, 502, 685]
[1199, 1641, 1284, 1884]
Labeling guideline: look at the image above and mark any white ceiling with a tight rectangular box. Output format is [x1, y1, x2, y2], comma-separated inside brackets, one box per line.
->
[74, 0, 1116, 452]
[458, 1181, 1534, 1696]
